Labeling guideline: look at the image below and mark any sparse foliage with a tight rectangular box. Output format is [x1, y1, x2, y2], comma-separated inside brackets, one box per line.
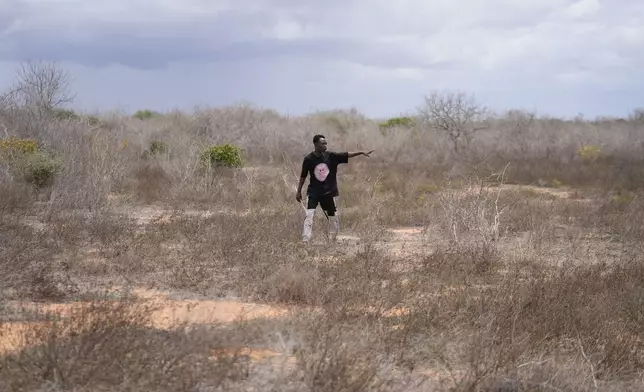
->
[200, 143, 244, 169]
[18, 151, 62, 188]
[577, 145, 601, 165]
[629, 108, 644, 122]
[0, 137, 39, 156]
[149, 140, 169, 155]
[418, 91, 489, 154]
[51, 108, 81, 121]
[12, 61, 76, 118]
[379, 116, 415, 135]
[133, 109, 159, 120]
[0, 137, 60, 188]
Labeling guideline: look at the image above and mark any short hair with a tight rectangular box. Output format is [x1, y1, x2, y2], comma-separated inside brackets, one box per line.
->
[313, 134, 326, 144]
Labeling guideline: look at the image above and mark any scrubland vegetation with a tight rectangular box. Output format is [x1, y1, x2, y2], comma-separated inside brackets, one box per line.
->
[2, 60, 644, 391]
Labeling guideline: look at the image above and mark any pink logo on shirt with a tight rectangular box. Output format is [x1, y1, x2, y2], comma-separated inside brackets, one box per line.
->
[314, 163, 329, 181]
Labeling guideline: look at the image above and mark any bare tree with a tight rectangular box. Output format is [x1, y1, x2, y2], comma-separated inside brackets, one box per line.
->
[499, 109, 536, 156]
[629, 108, 644, 122]
[417, 91, 489, 154]
[0, 87, 22, 136]
[12, 60, 76, 117]
[504, 109, 535, 130]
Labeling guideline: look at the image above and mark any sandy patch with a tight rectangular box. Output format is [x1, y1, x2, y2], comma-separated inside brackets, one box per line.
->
[0, 321, 39, 355]
[0, 288, 287, 355]
[384, 226, 430, 258]
[212, 347, 296, 366]
[147, 297, 286, 328]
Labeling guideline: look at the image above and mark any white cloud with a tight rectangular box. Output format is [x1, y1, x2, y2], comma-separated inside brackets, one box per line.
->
[564, 0, 601, 19]
[0, 0, 643, 117]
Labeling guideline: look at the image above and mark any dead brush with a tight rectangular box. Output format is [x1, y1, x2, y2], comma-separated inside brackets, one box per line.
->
[263, 264, 324, 306]
[130, 160, 173, 203]
[419, 243, 500, 284]
[437, 166, 512, 249]
[128, 211, 305, 296]
[0, 167, 34, 214]
[0, 220, 69, 301]
[295, 332, 389, 392]
[382, 245, 644, 391]
[0, 298, 250, 391]
[257, 242, 405, 312]
[444, 259, 644, 390]
[499, 194, 560, 252]
[318, 244, 406, 313]
[289, 309, 397, 392]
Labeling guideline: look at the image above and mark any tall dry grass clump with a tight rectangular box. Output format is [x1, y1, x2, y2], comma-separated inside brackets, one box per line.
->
[1, 298, 251, 391]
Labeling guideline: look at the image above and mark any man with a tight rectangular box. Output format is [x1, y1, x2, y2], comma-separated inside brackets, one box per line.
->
[296, 134, 373, 244]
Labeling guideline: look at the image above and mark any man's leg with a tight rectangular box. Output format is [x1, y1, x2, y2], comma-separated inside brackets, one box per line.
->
[302, 196, 318, 244]
[320, 196, 339, 242]
[333, 196, 340, 238]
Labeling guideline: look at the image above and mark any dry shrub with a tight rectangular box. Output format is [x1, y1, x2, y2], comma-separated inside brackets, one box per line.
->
[411, 259, 644, 390]
[420, 243, 499, 284]
[592, 190, 644, 244]
[436, 174, 510, 248]
[317, 245, 404, 312]
[499, 193, 557, 237]
[38, 127, 133, 211]
[0, 299, 249, 391]
[286, 308, 398, 392]
[263, 264, 323, 306]
[260, 243, 404, 311]
[295, 330, 389, 392]
[0, 168, 34, 213]
[474, 363, 644, 392]
[0, 220, 69, 301]
[130, 161, 173, 203]
[104, 212, 306, 295]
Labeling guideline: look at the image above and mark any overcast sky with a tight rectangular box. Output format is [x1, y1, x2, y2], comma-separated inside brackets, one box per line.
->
[1, 0, 643, 118]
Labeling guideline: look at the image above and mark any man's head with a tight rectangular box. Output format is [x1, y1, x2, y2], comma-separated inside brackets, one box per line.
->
[313, 134, 327, 153]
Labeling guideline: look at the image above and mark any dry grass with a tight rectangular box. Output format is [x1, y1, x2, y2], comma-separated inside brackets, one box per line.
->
[2, 98, 644, 391]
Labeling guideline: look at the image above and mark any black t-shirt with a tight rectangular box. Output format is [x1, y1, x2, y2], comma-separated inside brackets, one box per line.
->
[300, 151, 349, 198]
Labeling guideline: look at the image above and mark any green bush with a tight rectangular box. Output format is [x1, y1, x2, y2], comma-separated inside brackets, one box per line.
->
[149, 140, 169, 155]
[379, 116, 416, 135]
[577, 145, 601, 165]
[85, 115, 103, 127]
[200, 143, 244, 169]
[379, 116, 415, 130]
[49, 109, 103, 127]
[51, 108, 81, 121]
[18, 152, 62, 188]
[133, 109, 159, 120]
[609, 189, 635, 207]
[0, 137, 61, 188]
[0, 137, 39, 156]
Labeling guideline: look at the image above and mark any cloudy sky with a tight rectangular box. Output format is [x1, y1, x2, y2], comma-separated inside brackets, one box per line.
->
[0, 0, 642, 118]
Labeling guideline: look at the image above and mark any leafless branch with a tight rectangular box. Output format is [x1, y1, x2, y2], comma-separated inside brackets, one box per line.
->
[12, 60, 76, 117]
[417, 91, 489, 155]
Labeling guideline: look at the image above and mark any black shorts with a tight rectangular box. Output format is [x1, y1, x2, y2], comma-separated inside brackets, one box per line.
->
[307, 194, 337, 216]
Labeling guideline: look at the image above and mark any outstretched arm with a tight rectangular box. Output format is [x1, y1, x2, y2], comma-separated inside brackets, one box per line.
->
[347, 150, 374, 158]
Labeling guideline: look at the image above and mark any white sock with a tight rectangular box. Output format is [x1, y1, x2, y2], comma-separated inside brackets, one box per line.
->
[302, 209, 315, 242]
[328, 215, 339, 240]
